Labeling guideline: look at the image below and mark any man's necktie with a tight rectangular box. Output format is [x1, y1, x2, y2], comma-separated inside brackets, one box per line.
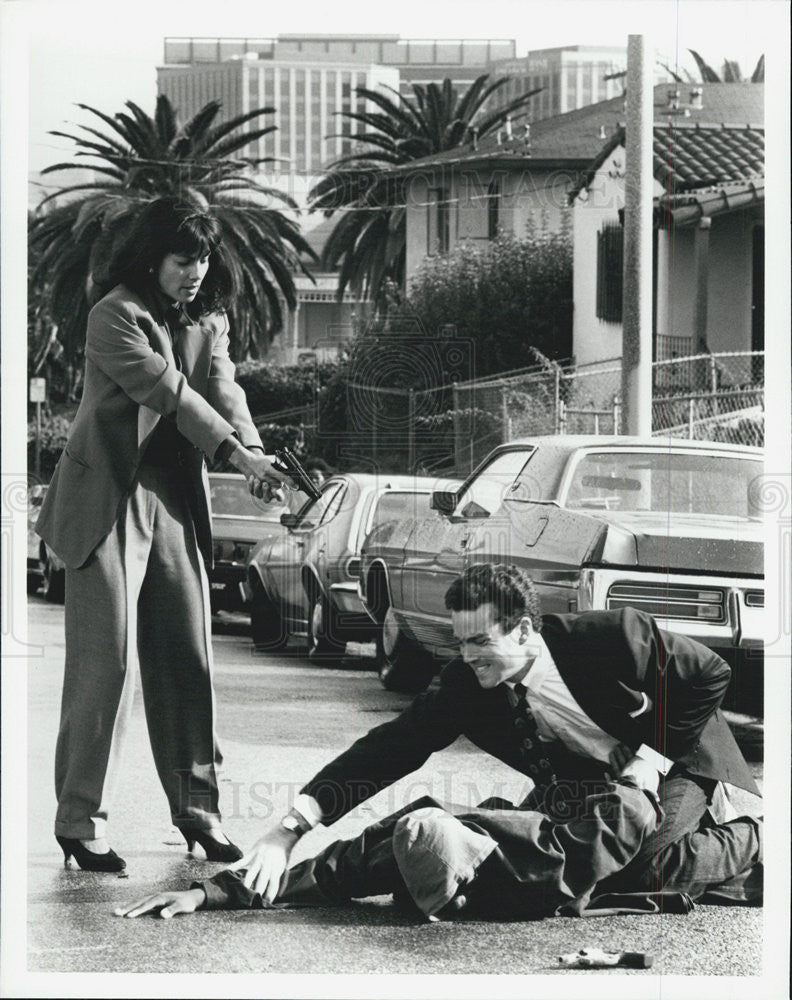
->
[513, 682, 557, 798]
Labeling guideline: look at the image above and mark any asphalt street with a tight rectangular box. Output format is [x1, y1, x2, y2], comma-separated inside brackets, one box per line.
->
[24, 597, 765, 980]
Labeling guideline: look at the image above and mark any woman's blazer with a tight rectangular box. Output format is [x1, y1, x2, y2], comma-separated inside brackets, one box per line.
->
[37, 283, 262, 570]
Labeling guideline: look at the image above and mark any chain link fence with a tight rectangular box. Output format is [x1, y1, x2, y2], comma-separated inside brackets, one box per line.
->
[252, 350, 764, 476]
[439, 350, 764, 474]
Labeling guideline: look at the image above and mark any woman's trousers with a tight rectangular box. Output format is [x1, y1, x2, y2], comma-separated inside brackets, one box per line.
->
[54, 460, 223, 840]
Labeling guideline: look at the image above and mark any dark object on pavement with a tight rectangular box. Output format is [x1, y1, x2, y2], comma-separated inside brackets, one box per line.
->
[558, 948, 654, 969]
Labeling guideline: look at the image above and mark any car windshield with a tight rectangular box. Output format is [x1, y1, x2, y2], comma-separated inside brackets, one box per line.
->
[294, 481, 345, 528]
[210, 478, 283, 520]
[561, 450, 762, 519]
[455, 449, 535, 518]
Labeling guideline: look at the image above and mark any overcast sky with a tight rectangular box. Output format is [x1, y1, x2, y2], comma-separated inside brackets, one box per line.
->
[17, 0, 780, 178]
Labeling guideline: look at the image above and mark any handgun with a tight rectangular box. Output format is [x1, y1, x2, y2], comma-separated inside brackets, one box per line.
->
[272, 448, 322, 502]
[558, 949, 653, 969]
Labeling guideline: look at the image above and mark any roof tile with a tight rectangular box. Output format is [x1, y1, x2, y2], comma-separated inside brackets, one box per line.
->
[382, 83, 763, 174]
[652, 124, 764, 188]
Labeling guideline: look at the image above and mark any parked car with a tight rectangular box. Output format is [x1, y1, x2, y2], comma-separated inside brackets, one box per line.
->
[360, 436, 764, 695]
[246, 473, 460, 660]
[27, 484, 65, 602]
[208, 472, 287, 613]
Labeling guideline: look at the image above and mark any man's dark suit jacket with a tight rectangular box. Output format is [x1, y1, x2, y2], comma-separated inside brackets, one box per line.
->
[303, 608, 759, 824]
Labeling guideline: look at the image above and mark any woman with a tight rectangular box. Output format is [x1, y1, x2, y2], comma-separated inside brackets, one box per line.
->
[36, 197, 288, 871]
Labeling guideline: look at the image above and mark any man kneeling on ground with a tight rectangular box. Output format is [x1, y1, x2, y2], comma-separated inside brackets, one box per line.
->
[117, 563, 762, 921]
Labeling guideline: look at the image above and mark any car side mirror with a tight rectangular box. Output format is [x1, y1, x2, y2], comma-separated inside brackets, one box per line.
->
[279, 512, 300, 529]
[431, 490, 457, 516]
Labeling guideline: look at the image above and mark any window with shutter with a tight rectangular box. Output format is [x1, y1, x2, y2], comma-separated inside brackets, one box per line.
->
[596, 222, 624, 322]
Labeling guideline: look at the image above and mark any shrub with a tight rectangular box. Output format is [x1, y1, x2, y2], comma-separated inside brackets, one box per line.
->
[234, 360, 345, 418]
[404, 221, 573, 379]
[28, 411, 72, 481]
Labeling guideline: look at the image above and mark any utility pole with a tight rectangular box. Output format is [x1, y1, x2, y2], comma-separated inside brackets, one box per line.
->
[621, 34, 654, 435]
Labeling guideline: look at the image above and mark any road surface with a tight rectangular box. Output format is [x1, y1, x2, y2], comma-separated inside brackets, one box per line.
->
[22, 599, 764, 981]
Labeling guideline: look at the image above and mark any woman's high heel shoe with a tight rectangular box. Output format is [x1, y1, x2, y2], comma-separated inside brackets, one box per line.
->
[179, 828, 243, 863]
[56, 836, 126, 872]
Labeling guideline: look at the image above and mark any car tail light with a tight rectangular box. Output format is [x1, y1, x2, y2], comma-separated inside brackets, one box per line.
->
[744, 591, 764, 608]
[232, 542, 253, 562]
[606, 582, 726, 623]
[213, 540, 253, 564]
[346, 557, 361, 579]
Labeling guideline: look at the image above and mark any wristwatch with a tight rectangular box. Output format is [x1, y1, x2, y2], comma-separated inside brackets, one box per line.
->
[280, 810, 310, 837]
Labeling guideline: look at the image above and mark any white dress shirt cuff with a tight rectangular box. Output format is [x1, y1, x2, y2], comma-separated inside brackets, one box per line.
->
[292, 793, 324, 829]
[635, 744, 674, 776]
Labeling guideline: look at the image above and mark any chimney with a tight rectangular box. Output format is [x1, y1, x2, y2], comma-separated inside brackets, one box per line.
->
[667, 88, 680, 110]
[471, 126, 479, 151]
[505, 114, 513, 140]
[598, 124, 607, 139]
[496, 129, 503, 145]
[689, 87, 703, 110]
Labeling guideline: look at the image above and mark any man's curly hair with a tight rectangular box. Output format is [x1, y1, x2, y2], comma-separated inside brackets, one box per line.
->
[444, 563, 542, 632]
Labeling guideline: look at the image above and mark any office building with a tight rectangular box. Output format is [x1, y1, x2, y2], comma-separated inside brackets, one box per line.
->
[162, 34, 515, 96]
[488, 45, 633, 121]
[158, 56, 399, 179]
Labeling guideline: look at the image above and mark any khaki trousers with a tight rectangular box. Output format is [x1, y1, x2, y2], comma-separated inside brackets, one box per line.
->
[54, 460, 223, 840]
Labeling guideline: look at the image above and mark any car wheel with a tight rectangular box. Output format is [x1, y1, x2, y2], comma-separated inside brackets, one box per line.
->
[249, 582, 288, 651]
[307, 592, 346, 664]
[41, 551, 65, 604]
[377, 607, 435, 693]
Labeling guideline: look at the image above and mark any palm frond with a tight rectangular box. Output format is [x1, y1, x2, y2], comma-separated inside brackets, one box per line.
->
[31, 95, 314, 359]
[721, 59, 743, 83]
[124, 101, 162, 150]
[472, 88, 542, 138]
[46, 132, 129, 162]
[202, 106, 277, 151]
[181, 101, 223, 142]
[688, 49, 722, 83]
[155, 94, 179, 146]
[74, 103, 142, 146]
[206, 126, 278, 160]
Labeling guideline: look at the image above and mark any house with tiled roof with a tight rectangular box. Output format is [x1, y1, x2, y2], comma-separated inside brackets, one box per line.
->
[379, 82, 763, 286]
[570, 94, 764, 373]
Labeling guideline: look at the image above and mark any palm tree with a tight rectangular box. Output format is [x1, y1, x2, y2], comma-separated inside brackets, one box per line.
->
[660, 50, 765, 84]
[309, 75, 541, 309]
[688, 49, 765, 83]
[30, 95, 315, 378]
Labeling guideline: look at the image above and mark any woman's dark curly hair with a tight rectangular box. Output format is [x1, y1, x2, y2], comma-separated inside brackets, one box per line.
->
[95, 197, 233, 317]
[444, 563, 543, 632]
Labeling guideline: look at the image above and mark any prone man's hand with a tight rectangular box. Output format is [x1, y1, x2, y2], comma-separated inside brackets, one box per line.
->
[226, 825, 300, 903]
[607, 742, 634, 776]
[114, 887, 205, 919]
